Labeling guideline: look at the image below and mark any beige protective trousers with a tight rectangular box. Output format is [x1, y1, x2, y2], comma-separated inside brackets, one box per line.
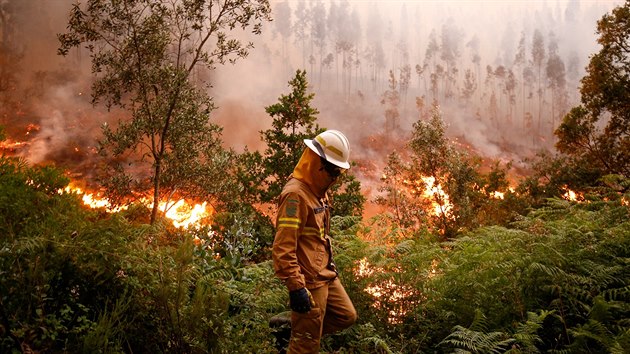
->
[288, 278, 357, 354]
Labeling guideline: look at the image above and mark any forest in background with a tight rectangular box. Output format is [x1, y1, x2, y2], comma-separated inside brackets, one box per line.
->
[1, 0, 629, 353]
[213, 0, 620, 158]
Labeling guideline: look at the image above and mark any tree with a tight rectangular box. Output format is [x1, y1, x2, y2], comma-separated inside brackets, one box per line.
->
[58, 0, 271, 224]
[260, 69, 321, 203]
[467, 34, 481, 94]
[440, 20, 461, 100]
[329, 0, 356, 95]
[556, 0, 630, 180]
[546, 33, 567, 134]
[424, 29, 440, 101]
[377, 106, 516, 239]
[381, 70, 400, 134]
[531, 29, 546, 138]
[258, 69, 364, 217]
[505, 69, 517, 124]
[514, 31, 529, 128]
[365, 4, 385, 92]
[293, 0, 310, 69]
[461, 68, 477, 103]
[272, 1, 292, 75]
[310, 0, 328, 85]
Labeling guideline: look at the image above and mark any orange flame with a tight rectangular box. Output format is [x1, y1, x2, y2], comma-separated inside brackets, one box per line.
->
[61, 182, 213, 228]
[0, 139, 29, 152]
[490, 191, 505, 199]
[61, 183, 128, 212]
[157, 199, 212, 229]
[402, 176, 452, 217]
[562, 187, 582, 202]
[491, 187, 513, 199]
[354, 257, 427, 323]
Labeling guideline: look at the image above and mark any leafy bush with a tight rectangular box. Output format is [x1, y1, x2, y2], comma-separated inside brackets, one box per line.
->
[332, 193, 629, 353]
[0, 157, 287, 353]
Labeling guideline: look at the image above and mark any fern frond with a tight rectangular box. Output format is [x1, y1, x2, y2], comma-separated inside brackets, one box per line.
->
[393, 239, 415, 255]
[198, 268, 234, 284]
[527, 262, 567, 279]
[602, 285, 630, 302]
[568, 319, 612, 347]
[440, 311, 515, 354]
[360, 336, 396, 354]
[469, 309, 490, 332]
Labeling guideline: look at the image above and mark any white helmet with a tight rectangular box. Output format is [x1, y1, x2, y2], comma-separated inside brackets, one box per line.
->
[304, 130, 350, 169]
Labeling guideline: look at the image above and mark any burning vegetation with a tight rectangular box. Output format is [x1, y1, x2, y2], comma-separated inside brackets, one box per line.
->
[60, 182, 214, 229]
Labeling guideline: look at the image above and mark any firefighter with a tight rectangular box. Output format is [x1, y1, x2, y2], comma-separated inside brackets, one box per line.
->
[272, 129, 357, 353]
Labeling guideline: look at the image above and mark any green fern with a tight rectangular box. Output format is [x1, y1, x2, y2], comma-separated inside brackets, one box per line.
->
[360, 336, 397, 354]
[602, 285, 630, 302]
[440, 310, 515, 353]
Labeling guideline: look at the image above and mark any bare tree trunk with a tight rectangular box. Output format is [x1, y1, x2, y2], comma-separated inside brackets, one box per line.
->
[151, 159, 161, 224]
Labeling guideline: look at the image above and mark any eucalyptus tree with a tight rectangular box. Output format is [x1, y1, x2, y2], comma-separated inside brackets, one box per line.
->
[493, 65, 507, 124]
[424, 29, 440, 100]
[505, 69, 517, 124]
[365, 3, 386, 92]
[328, 0, 354, 94]
[382, 70, 400, 134]
[531, 29, 546, 138]
[461, 68, 477, 103]
[272, 1, 292, 75]
[465, 34, 481, 100]
[293, 0, 310, 70]
[310, 0, 327, 85]
[58, 0, 271, 224]
[440, 20, 462, 101]
[546, 33, 567, 134]
[514, 31, 528, 128]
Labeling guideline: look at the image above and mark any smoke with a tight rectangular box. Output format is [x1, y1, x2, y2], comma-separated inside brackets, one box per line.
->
[211, 0, 622, 167]
[212, 99, 271, 152]
[1, 0, 102, 168]
[0, 0, 623, 183]
[26, 82, 104, 165]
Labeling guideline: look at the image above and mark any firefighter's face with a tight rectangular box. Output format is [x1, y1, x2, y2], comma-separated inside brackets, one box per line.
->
[320, 158, 346, 185]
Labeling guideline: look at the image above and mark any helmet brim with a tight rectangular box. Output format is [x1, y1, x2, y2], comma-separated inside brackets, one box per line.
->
[304, 139, 350, 169]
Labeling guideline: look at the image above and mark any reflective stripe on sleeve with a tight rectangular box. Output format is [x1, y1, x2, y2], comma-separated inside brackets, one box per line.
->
[302, 226, 325, 238]
[278, 217, 300, 229]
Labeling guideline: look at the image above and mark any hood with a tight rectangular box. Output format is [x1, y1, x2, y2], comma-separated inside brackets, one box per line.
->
[292, 148, 337, 198]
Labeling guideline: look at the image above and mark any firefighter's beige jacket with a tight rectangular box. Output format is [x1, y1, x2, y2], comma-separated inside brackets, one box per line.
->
[272, 148, 337, 292]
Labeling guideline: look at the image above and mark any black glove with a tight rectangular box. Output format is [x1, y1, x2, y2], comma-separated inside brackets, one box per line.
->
[289, 288, 312, 313]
